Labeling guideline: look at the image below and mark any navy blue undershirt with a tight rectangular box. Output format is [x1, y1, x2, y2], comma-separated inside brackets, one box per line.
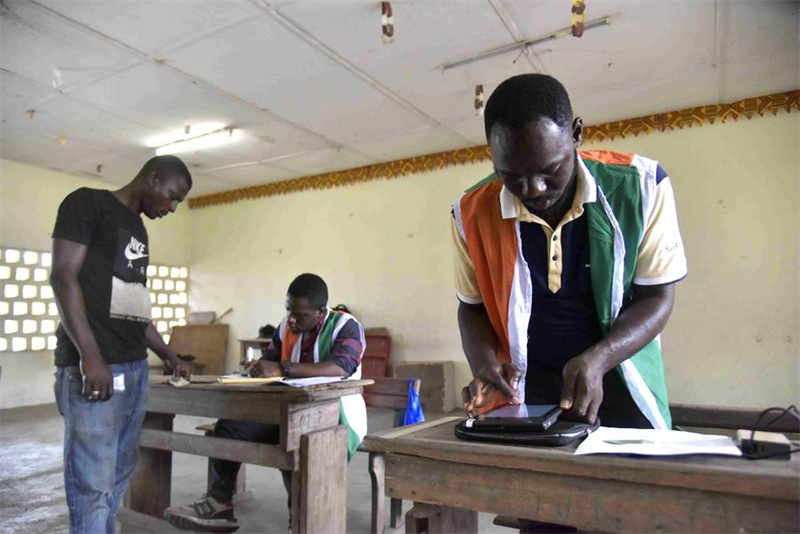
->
[520, 213, 604, 373]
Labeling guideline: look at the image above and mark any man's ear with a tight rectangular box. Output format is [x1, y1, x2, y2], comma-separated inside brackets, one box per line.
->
[572, 117, 583, 147]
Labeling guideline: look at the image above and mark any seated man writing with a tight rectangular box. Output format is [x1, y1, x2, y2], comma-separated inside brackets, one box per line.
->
[165, 273, 366, 533]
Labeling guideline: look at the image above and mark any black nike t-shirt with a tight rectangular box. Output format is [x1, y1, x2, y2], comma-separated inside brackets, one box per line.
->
[52, 188, 151, 367]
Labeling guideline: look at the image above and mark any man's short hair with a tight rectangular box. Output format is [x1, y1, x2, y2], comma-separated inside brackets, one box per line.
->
[288, 273, 328, 309]
[484, 74, 574, 141]
[140, 155, 193, 189]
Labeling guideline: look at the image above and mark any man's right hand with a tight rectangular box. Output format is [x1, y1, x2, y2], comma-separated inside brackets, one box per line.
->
[80, 354, 113, 401]
[461, 362, 522, 417]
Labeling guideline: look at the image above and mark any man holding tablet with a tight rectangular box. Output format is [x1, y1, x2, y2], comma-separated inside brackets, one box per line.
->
[453, 74, 687, 430]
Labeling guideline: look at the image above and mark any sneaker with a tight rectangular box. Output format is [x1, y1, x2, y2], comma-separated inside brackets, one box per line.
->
[164, 495, 239, 533]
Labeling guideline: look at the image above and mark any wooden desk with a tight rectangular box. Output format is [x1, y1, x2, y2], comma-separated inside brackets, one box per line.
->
[119, 376, 373, 534]
[362, 416, 800, 534]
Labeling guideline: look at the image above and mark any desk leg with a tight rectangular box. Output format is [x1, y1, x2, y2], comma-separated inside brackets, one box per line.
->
[411, 502, 478, 534]
[123, 412, 174, 528]
[295, 425, 348, 534]
[368, 452, 386, 534]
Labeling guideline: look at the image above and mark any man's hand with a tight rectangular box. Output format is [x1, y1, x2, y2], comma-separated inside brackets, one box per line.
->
[247, 360, 282, 378]
[164, 355, 192, 380]
[461, 362, 521, 417]
[80, 353, 113, 401]
[560, 353, 606, 423]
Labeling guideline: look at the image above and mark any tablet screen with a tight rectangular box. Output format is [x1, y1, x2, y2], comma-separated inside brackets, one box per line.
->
[479, 403, 559, 419]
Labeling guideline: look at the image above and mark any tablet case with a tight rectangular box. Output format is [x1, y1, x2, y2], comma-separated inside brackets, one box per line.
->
[454, 418, 600, 447]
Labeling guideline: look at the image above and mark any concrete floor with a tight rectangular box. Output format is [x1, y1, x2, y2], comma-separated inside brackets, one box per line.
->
[0, 404, 508, 534]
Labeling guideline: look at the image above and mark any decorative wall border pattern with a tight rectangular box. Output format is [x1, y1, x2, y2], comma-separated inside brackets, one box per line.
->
[189, 89, 799, 209]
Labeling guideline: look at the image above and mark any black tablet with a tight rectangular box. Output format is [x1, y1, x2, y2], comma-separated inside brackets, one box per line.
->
[465, 403, 562, 432]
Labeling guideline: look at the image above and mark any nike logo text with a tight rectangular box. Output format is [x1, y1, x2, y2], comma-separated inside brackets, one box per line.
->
[124, 237, 148, 268]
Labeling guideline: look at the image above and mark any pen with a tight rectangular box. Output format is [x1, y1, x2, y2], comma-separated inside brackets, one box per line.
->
[603, 439, 654, 445]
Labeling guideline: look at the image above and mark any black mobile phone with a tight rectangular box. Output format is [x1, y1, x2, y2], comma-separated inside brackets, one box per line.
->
[467, 404, 562, 432]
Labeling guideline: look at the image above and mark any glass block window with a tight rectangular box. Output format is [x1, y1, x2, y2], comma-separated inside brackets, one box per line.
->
[0, 246, 189, 352]
[0, 247, 57, 352]
[146, 264, 189, 345]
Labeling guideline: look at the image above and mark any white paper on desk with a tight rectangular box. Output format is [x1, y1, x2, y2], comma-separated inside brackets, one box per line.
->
[574, 426, 742, 457]
[280, 376, 352, 388]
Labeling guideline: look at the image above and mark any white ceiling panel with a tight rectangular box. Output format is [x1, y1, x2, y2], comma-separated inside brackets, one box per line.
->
[0, 127, 112, 172]
[74, 62, 266, 132]
[0, 1, 796, 197]
[353, 126, 470, 162]
[226, 124, 331, 161]
[61, 151, 154, 187]
[163, 13, 430, 145]
[445, 116, 489, 148]
[198, 162, 301, 188]
[503, 2, 716, 103]
[34, 0, 263, 57]
[576, 68, 721, 126]
[721, 1, 799, 61]
[3, 94, 158, 153]
[72, 62, 329, 158]
[278, 1, 522, 127]
[0, 1, 138, 91]
[718, 51, 800, 103]
[168, 145, 259, 174]
[275, 147, 374, 177]
[1, 70, 59, 116]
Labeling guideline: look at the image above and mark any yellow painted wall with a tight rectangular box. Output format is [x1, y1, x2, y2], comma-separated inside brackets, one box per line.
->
[190, 112, 799, 410]
[595, 113, 799, 408]
[4, 112, 797, 411]
[190, 156, 491, 395]
[0, 158, 192, 409]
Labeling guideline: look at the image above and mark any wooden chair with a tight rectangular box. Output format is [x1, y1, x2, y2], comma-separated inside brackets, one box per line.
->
[168, 324, 229, 375]
[362, 328, 392, 377]
[491, 402, 800, 532]
[361, 376, 422, 534]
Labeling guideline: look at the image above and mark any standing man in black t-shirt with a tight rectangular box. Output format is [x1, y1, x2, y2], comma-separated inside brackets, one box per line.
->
[50, 155, 193, 534]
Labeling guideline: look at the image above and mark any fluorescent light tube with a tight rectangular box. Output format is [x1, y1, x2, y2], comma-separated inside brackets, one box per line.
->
[440, 16, 610, 73]
[155, 128, 241, 156]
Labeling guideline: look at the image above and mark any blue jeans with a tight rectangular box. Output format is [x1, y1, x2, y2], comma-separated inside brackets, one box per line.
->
[54, 360, 149, 534]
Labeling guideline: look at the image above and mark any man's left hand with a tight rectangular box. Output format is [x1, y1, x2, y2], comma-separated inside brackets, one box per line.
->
[560, 352, 606, 423]
[165, 355, 192, 380]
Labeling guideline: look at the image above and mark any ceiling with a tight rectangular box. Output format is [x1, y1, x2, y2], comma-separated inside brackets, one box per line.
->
[1, 0, 798, 197]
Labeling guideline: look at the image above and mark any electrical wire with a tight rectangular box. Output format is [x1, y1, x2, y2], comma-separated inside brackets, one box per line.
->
[742, 405, 800, 460]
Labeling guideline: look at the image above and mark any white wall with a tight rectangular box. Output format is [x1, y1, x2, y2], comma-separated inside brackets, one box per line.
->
[190, 112, 799, 410]
[0, 158, 192, 409]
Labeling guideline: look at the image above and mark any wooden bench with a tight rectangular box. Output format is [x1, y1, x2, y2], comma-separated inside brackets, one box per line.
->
[491, 402, 800, 532]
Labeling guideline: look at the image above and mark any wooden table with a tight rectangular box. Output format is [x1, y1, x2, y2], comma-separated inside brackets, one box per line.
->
[119, 375, 373, 534]
[362, 416, 800, 534]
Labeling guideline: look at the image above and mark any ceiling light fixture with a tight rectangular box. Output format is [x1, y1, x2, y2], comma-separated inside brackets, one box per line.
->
[154, 127, 241, 156]
[572, 0, 587, 37]
[145, 122, 225, 148]
[475, 85, 485, 116]
[381, 2, 394, 44]
[439, 16, 610, 73]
